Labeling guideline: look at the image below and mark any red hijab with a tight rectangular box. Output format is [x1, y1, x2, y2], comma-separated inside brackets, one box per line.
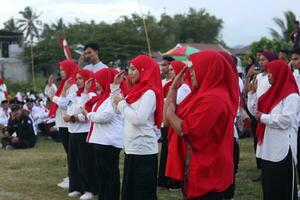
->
[76, 69, 97, 112]
[48, 60, 79, 117]
[166, 50, 239, 183]
[87, 68, 128, 142]
[163, 61, 192, 97]
[257, 60, 299, 144]
[126, 55, 163, 129]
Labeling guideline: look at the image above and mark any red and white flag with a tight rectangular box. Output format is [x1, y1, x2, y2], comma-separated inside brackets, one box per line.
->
[60, 36, 72, 60]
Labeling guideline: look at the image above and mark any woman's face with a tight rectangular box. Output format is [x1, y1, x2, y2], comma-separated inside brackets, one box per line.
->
[168, 65, 176, 80]
[96, 82, 104, 94]
[59, 67, 67, 80]
[267, 72, 275, 85]
[76, 73, 85, 89]
[128, 64, 140, 85]
[190, 67, 199, 89]
[247, 57, 253, 65]
[259, 55, 269, 71]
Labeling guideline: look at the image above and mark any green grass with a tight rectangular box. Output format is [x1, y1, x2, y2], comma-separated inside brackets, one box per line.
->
[0, 137, 263, 200]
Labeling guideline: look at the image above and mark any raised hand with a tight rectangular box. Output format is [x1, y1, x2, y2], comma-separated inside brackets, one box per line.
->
[63, 78, 72, 91]
[114, 70, 126, 85]
[171, 66, 187, 90]
[48, 75, 54, 86]
[84, 78, 94, 93]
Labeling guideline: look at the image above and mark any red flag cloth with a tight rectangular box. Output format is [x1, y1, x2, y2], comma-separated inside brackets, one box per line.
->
[86, 68, 128, 142]
[126, 55, 163, 129]
[60, 36, 72, 60]
[256, 60, 299, 144]
[48, 60, 79, 117]
[76, 69, 97, 112]
[166, 51, 239, 199]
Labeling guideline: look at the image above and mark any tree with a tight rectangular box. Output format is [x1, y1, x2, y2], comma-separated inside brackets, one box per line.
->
[3, 18, 19, 32]
[269, 10, 296, 42]
[17, 6, 42, 91]
[248, 37, 292, 56]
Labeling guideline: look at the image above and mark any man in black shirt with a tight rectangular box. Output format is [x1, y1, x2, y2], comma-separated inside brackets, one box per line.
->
[1, 105, 36, 149]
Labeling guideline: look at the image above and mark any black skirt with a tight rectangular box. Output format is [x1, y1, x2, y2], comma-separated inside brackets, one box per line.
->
[157, 127, 171, 187]
[261, 149, 297, 200]
[121, 153, 158, 200]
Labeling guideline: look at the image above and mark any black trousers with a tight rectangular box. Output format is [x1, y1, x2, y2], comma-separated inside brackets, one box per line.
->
[222, 138, 240, 199]
[121, 154, 158, 200]
[190, 192, 223, 200]
[1, 137, 36, 149]
[94, 144, 121, 200]
[59, 127, 69, 154]
[261, 150, 297, 200]
[68, 133, 97, 194]
[157, 127, 171, 187]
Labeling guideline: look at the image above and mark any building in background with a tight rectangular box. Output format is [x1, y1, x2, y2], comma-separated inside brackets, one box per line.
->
[0, 30, 29, 82]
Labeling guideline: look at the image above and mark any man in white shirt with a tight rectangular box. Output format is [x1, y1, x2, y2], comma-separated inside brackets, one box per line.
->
[0, 100, 11, 129]
[79, 42, 108, 72]
[291, 47, 300, 197]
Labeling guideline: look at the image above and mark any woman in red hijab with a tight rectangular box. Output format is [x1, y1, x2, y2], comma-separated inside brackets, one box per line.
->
[254, 60, 299, 200]
[64, 69, 98, 200]
[164, 51, 239, 200]
[48, 60, 79, 189]
[113, 55, 163, 200]
[82, 68, 127, 200]
[159, 60, 192, 190]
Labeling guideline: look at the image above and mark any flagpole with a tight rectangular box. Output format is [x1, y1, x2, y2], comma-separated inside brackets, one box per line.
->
[137, 0, 152, 56]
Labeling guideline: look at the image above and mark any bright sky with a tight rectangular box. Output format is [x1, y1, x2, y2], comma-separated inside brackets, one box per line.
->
[1, 0, 300, 47]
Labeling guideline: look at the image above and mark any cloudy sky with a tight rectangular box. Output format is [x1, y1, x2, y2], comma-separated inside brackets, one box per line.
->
[1, 0, 300, 47]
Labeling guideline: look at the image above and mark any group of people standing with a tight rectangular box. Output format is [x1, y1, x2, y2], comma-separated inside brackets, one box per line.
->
[2, 34, 296, 200]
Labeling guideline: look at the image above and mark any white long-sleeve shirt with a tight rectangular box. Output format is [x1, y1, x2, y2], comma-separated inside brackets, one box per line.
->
[113, 86, 160, 155]
[0, 107, 11, 126]
[52, 84, 78, 128]
[247, 73, 271, 116]
[87, 97, 124, 148]
[84, 61, 108, 73]
[250, 93, 300, 163]
[66, 92, 96, 133]
[177, 83, 191, 105]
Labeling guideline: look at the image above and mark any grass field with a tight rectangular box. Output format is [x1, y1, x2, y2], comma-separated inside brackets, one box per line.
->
[0, 137, 263, 200]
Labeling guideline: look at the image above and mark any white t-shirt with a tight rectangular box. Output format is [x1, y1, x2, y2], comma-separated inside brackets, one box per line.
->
[256, 93, 300, 163]
[66, 92, 96, 133]
[116, 89, 160, 155]
[52, 84, 78, 128]
[84, 61, 108, 73]
[87, 97, 124, 148]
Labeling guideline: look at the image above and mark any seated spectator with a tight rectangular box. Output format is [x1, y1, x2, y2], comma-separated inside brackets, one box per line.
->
[0, 100, 11, 129]
[1, 105, 36, 149]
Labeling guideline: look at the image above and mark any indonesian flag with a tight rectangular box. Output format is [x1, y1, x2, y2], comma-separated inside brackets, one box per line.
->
[60, 36, 72, 60]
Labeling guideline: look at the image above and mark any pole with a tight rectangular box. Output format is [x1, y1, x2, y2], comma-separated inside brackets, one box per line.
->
[137, 0, 152, 56]
[30, 34, 36, 91]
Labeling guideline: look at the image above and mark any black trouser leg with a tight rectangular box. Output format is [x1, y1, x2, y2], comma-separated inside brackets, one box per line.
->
[59, 127, 69, 154]
[94, 144, 121, 200]
[121, 154, 158, 200]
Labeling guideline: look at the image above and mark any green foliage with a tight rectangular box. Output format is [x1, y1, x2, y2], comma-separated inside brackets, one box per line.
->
[3, 18, 20, 32]
[6, 75, 47, 96]
[18, 8, 223, 76]
[269, 10, 296, 42]
[248, 37, 292, 56]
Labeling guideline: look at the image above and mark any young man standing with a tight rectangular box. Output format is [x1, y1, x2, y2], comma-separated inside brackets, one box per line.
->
[291, 21, 300, 48]
[79, 42, 108, 72]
